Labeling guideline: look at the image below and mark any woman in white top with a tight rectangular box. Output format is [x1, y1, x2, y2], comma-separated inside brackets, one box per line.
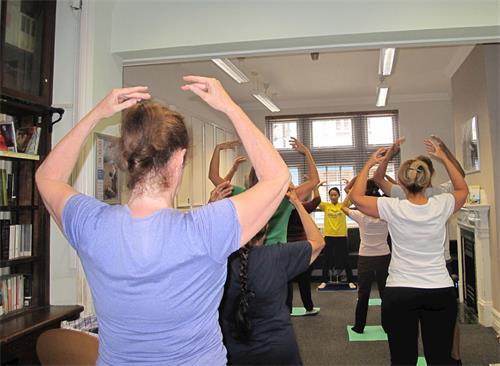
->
[349, 139, 468, 365]
[341, 179, 390, 334]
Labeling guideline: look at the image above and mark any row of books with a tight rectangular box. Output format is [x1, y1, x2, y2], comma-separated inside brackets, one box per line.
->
[0, 221, 32, 261]
[0, 113, 41, 155]
[0, 160, 16, 206]
[0, 274, 32, 316]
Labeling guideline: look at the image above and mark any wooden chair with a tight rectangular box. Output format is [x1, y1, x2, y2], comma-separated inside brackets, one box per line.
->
[36, 328, 99, 366]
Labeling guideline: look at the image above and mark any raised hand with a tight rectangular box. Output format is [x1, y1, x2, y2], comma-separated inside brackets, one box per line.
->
[387, 136, 406, 158]
[233, 156, 247, 166]
[285, 183, 300, 206]
[289, 137, 308, 155]
[93, 87, 151, 120]
[424, 138, 447, 161]
[367, 147, 388, 167]
[209, 181, 234, 203]
[181, 76, 236, 113]
[218, 140, 241, 150]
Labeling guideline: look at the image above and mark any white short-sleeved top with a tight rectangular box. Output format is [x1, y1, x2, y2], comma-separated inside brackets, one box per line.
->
[347, 210, 390, 257]
[390, 182, 454, 260]
[377, 194, 455, 288]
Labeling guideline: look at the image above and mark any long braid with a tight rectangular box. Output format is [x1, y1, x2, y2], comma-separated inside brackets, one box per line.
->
[233, 245, 254, 341]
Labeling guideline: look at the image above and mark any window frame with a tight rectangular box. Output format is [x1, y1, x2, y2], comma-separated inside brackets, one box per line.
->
[266, 110, 400, 225]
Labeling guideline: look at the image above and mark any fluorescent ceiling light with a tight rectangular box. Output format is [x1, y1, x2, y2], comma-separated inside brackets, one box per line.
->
[376, 87, 389, 107]
[253, 93, 280, 112]
[378, 48, 396, 76]
[211, 58, 249, 84]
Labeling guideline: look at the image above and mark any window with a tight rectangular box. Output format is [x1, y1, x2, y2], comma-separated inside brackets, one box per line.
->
[267, 111, 400, 226]
[270, 121, 297, 149]
[312, 119, 353, 147]
[367, 116, 394, 145]
[289, 166, 300, 186]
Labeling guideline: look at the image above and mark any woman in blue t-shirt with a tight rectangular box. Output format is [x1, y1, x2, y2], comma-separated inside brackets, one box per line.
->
[35, 77, 291, 365]
[349, 139, 468, 365]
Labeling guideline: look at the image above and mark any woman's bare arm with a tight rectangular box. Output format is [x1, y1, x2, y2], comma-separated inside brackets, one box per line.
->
[183, 76, 290, 245]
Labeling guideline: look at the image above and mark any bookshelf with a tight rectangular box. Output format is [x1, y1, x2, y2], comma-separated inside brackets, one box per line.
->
[1, 1, 83, 364]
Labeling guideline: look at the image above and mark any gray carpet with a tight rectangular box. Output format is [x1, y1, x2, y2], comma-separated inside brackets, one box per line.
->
[290, 284, 500, 365]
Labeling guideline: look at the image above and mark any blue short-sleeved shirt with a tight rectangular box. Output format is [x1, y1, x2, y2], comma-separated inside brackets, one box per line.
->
[63, 194, 241, 366]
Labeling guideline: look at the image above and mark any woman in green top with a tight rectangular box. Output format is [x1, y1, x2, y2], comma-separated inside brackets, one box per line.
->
[318, 187, 355, 289]
[208, 137, 319, 245]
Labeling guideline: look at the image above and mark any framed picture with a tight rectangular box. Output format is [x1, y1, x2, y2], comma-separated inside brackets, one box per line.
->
[95, 133, 122, 204]
[462, 116, 480, 174]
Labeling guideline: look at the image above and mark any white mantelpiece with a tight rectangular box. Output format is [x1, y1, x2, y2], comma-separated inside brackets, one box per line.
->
[456, 204, 492, 327]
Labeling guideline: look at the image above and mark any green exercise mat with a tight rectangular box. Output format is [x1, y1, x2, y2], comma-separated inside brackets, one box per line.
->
[368, 298, 382, 306]
[290, 307, 320, 317]
[417, 356, 427, 366]
[347, 325, 388, 341]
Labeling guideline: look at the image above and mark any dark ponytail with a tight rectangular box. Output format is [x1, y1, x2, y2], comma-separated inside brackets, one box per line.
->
[233, 246, 254, 341]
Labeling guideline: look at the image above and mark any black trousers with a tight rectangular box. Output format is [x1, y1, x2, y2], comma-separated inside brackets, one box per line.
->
[287, 266, 314, 311]
[382, 286, 457, 365]
[321, 236, 353, 282]
[353, 254, 390, 331]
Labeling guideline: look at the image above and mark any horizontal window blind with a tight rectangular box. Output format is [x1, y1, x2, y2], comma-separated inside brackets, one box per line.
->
[266, 110, 400, 203]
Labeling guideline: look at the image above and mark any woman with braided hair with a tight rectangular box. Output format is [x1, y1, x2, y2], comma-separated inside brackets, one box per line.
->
[350, 139, 468, 365]
[217, 186, 324, 365]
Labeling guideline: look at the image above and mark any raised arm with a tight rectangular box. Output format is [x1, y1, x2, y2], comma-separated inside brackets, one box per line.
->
[430, 134, 466, 178]
[182, 76, 290, 245]
[208, 140, 240, 186]
[424, 138, 468, 213]
[373, 137, 405, 196]
[35, 87, 151, 230]
[343, 177, 357, 193]
[223, 156, 247, 183]
[350, 148, 387, 218]
[287, 188, 325, 264]
[208, 181, 234, 203]
[290, 137, 320, 201]
[340, 189, 353, 216]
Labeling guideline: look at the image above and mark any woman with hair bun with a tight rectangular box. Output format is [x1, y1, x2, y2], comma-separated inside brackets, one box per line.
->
[35, 77, 291, 365]
[349, 139, 468, 365]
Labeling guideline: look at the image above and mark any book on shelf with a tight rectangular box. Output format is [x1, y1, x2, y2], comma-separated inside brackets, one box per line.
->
[0, 160, 16, 205]
[0, 115, 17, 153]
[16, 126, 41, 155]
[0, 221, 32, 261]
[0, 274, 27, 315]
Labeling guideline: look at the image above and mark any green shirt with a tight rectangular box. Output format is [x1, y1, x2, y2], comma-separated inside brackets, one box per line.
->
[231, 185, 294, 245]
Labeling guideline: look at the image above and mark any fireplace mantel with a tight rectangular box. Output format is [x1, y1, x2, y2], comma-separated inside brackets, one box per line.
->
[456, 204, 492, 327]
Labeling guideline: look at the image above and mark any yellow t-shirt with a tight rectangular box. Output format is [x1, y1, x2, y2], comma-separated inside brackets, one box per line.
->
[319, 201, 347, 237]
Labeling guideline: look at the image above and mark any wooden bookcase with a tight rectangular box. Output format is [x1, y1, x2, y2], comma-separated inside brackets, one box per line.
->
[0, 1, 82, 364]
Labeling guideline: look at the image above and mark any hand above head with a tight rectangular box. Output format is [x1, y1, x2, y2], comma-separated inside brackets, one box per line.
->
[424, 138, 447, 161]
[233, 156, 247, 166]
[93, 86, 151, 120]
[285, 184, 300, 206]
[209, 181, 234, 203]
[367, 147, 388, 167]
[289, 137, 308, 155]
[218, 140, 241, 150]
[386, 136, 406, 159]
[181, 76, 236, 114]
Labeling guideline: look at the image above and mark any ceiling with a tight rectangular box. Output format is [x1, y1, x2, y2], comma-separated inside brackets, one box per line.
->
[125, 45, 474, 108]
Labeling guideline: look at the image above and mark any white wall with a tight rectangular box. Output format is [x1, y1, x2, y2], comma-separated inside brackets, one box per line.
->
[110, 0, 500, 62]
[451, 45, 500, 323]
[50, 0, 81, 305]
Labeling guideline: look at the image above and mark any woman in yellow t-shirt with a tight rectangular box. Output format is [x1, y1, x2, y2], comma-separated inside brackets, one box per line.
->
[318, 187, 355, 289]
